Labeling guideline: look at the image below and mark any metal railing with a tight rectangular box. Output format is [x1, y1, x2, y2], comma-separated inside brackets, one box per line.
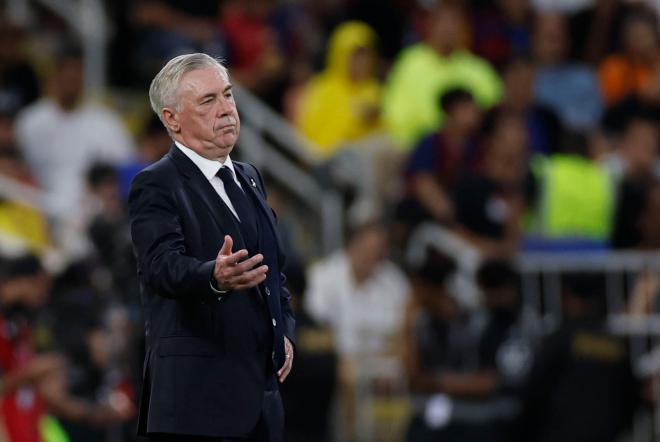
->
[404, 223, 660, 442]
[233, 85, 344, 255]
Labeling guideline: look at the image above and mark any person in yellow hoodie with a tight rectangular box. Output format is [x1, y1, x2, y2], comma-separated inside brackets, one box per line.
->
[297, 21, 382, 158]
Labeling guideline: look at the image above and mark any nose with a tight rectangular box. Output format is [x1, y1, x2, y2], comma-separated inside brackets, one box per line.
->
[217, 96, 235, 118]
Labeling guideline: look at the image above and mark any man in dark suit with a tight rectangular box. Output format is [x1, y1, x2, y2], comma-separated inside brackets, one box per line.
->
[128, 53, 295, 442]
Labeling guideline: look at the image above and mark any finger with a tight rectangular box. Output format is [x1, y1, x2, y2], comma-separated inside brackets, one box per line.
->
[218, 249, 249, 267]
[278, 358, 293, 382]
[225, 262, 267, 285]
[218, 235, 233, 258]
[233, 265, 268, 285]
[233, 254, 264, 274]
[233, 269, 268, 290]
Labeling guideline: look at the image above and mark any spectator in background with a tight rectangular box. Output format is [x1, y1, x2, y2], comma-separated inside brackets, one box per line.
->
[471, 0, 533, 69]
[0, 107, 50, 255]
[305, 219, 409, 440]
[305, 219, 409, 358]
[399, 88, 483, 228]
[0, 21, 40, 113]
[117, 114, 171, 200]
[610, 115, 660, 249]
[131, 0, 225, 83]
[15, 44, 135, 219]
[0, 254, 62, 442]
[452, 112, 528, 257]
[0, 105, 20, 153]
[532, 12, 603, 131]
[602, 64, 660, 135]
[402, 248, 498, 442]
[53, 307, 134, 442]
[519, 272, 637, 442]
[599, 9, 659, 106]
[525, 132, 615, 249]
[382, 3, 502, 150]
[296, 21, 381, 158]
[637, 180, 660, 250]
[0, 149, 51, 256]
[0, 255, 134, 442]
[85, 163, 137, 307]
[280, 267, 337, 442]
[493, 57, 562, 156]
[220, 0, 286, 106]
[473, 259, 540, 442]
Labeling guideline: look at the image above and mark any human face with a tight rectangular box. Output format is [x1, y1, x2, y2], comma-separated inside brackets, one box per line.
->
[624, 19, 658, 59]
[453, 100, 482, 133]
[348, 46, 375, 82]
[487, 116, 528, 186]
[55, 58, 84, 111]
[533, 13, 567, 65]
[622, 120, 658, 177]
[163, 67, 240, 161]
[504, 61, 535, 111]
[428, 6, 463, 54]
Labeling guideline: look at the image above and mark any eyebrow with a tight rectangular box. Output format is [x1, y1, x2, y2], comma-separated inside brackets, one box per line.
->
[199, 85, 233, 102]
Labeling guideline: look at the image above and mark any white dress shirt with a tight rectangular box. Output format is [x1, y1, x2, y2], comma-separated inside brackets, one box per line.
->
[174, 141, 242, 220]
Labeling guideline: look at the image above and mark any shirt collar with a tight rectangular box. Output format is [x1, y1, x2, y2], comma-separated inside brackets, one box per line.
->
[174, 141, 236, 181]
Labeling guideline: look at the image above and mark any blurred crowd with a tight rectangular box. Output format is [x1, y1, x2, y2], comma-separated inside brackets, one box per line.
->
[0, 0, 660, 441]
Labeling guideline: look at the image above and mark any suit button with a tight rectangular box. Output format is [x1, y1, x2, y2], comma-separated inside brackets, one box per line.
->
[272, 351, 275, 359]
[265, 287, 270, 296]
[217, 296, 222, 301]
[272, 318, 276, 327]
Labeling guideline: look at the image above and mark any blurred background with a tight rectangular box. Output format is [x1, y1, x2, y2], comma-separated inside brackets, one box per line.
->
[0, 0, 659, 441]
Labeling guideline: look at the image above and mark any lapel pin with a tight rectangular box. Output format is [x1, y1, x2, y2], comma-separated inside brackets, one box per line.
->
[250, 178, 257, 188]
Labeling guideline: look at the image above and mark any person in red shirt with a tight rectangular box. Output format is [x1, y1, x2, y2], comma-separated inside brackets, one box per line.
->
[0, 255, 134, 442]
[0, 255, 60, 442]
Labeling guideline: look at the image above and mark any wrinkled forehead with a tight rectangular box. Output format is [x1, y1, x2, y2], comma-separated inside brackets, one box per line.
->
[177, 66, 230, 98]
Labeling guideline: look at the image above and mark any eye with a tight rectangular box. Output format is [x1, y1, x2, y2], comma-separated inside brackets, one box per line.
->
[224, 91, 233, 99]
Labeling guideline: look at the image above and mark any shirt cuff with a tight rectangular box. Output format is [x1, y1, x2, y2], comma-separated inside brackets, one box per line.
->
[210, 278, 230, 295]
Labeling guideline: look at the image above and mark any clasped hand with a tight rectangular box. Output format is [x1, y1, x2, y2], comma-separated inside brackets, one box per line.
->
[213, 235, 268, 291]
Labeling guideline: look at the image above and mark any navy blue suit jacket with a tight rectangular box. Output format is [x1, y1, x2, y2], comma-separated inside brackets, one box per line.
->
[128, 145, 295, 437]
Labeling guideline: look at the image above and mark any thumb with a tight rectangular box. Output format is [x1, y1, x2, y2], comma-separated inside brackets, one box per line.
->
[218, 235, 233, 258]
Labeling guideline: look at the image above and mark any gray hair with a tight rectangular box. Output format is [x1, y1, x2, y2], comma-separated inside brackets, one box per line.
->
[149, 53, 229, 126]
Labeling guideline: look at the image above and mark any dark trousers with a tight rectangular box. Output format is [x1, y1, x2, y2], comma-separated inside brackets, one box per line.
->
[148, 390, 284, 442]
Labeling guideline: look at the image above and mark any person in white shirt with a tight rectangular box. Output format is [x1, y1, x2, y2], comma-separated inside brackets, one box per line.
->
[15, 45, 135, 218]
[304, 219, 410, 439]
[305, 220, 410, 358]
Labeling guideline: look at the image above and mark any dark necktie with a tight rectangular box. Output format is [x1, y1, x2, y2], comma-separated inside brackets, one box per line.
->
[217, 167, 259, 252]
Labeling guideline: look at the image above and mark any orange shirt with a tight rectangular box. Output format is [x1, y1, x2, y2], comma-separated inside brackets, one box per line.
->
[599, 53, 657, 105]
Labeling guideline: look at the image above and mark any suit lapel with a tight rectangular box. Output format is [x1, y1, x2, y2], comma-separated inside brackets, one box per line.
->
[167, 146, 246, 249]
[234, 163, 278, 233]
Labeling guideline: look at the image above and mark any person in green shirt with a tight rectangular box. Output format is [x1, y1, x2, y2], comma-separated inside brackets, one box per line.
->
[382, 3, 503, 150]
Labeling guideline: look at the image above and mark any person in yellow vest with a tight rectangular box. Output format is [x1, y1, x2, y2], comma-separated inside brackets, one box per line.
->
[526, 132, 615, 245]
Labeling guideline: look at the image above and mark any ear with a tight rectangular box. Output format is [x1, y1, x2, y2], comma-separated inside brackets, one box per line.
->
[162, 107, 180, 133]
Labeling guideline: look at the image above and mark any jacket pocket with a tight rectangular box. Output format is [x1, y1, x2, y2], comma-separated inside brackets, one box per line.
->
[157, 336, 219, 357]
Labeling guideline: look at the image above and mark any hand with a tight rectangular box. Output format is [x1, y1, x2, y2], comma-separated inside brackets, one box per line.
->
[213, 235, 268, 291]
[277, 337, 294, 383]
[24, 353, 66, 383]
[86, 394, 136, 427]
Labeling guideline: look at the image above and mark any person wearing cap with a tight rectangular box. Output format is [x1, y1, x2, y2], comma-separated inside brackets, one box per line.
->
[128, 53, 295, 441]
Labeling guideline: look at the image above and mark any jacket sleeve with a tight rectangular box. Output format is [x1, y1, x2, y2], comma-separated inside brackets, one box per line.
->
[128, 169, 216, 300]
